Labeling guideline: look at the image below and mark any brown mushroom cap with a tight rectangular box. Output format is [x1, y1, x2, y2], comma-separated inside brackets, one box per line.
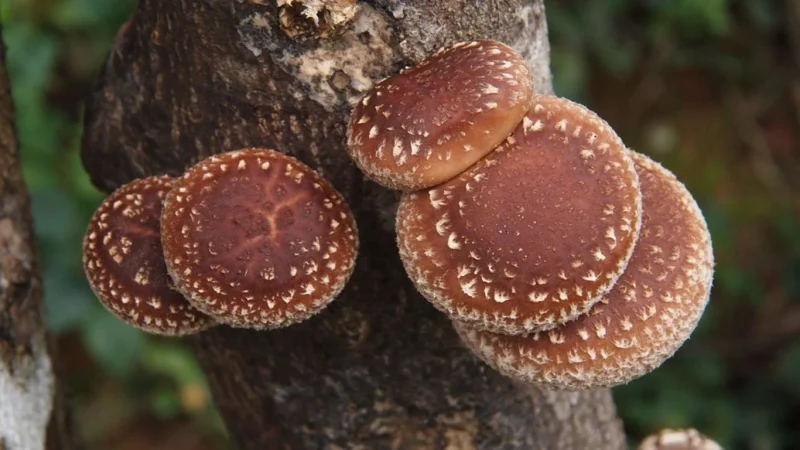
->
[160, 148, 358, 329]
[455, 151, 714, 390]
[346, 40, 534, 191]
[638, 428, 723, 450]
[83, 176, 215, 336]
[397, 95, 642, 334]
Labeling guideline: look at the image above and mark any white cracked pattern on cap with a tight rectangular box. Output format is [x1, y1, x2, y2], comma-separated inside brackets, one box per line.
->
[397, 95, 643, 335]
[160, 148, 358, 330]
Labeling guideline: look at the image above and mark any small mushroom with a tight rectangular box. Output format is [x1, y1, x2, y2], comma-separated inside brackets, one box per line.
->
[396, 95, 643, 334]
[454, 151, 714, 390]
[638, 428, 723, 450]
[83, 176, 215, 335]
[347, 40, 534, 191]
[160, 148, 358, 329]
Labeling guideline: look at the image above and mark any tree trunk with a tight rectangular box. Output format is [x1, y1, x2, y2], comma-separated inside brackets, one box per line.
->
[80, 1, 626, 448]
[0, 31, 73, 450]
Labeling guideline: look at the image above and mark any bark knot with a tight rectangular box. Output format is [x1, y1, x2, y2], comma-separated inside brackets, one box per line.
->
[278, 0, 360, 40]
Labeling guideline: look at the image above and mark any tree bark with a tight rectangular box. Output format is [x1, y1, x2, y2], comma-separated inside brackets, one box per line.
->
[0, 30, 73, 450]
[80, 1, 626, 448]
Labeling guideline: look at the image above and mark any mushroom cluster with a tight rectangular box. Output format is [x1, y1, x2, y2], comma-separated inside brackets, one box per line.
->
[346, 40, 714, 390]
[83, 148, 358, 336]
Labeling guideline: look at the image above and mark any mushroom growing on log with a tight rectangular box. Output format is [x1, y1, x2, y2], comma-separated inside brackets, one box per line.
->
[80, 1, 629, 448]
[348, 44, 713, 391]
[638, 428, 723, 450]
[395, 95, 643, 335]
[83, 175, 215, 335]
[347, 40, 534, 191]
[161, 148, 358, 329]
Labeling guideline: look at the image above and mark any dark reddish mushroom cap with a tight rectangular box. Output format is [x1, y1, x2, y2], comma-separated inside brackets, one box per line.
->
[347, 40, 534, 191]
[160, 148, 358, 329]
[455, 151, 714, 390]
[397, 95, 643, 335]
[83, 176, 215, 335]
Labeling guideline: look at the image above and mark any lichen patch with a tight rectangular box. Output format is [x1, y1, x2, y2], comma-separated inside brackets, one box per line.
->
[279, 6, 396, 111]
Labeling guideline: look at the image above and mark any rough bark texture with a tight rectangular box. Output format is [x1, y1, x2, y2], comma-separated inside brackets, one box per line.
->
[80, 1, 626, 448]
[0, 30, 73, 450]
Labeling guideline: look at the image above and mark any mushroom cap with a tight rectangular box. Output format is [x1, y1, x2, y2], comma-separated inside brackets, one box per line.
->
[638, 428, 723, 450]
[346, 40, 534, 191]
[160, 148, 358, 329]
[83, 176, 215, 336]
[455, 151, 714, 390]
[396, 95, 642, 334]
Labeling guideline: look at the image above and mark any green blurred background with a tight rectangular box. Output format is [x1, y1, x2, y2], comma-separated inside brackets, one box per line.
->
[1, 0, 799, 449]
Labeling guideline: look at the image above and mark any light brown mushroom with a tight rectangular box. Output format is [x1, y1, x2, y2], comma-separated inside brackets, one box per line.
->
[160, 148, 358, 329]
[638, 428, 723, 450]
[346, 40, 534, 191]
[454, 151, 714, 390]
[396, 95, 643, 335]
[83, 176, 215, 336]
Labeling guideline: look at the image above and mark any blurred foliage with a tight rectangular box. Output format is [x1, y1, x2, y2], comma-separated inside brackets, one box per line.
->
[2, 0, 799, 449]
[549, 1, 800, 449]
